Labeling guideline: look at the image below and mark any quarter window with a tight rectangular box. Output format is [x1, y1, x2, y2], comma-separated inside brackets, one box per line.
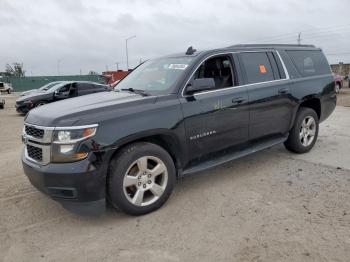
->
[286, 50, 331, 77]
[240, 52, 275, 84]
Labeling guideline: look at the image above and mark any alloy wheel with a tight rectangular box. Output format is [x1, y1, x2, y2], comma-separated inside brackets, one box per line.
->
[299, 116, 316, 147]
[123, 156, 168, 207]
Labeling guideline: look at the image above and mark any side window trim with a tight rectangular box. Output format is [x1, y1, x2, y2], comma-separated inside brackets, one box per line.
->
[267, 52, 281, 80]
[181, 51, 290, 97]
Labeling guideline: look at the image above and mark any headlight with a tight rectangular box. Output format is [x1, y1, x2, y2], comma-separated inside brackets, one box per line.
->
[51, 125, 98, 162]
[23, 100, 33, 105]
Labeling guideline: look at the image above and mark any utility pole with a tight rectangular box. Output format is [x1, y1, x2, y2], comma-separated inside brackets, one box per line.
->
[115, 62, 119, 71]
[297, 32, 302, 45]
[125, 35, 136, 70]
[57, 59, 62, 76]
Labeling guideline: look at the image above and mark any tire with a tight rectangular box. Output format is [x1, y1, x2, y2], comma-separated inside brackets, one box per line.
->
[284, 107, 319, 154]
[108, 142, 176, 215]
[7, 89, 11, 94]
[35, 101, 46, 107]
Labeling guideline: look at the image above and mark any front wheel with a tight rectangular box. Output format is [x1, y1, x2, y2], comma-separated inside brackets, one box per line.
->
[108, 142, 176, 215]
[284, 107, 319, 154]
[35, 101, 47, 107]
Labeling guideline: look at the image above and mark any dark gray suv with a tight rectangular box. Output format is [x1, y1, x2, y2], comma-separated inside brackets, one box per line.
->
[16, 81, 109, 113]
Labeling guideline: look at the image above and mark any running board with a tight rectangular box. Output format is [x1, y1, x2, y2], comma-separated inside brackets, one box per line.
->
[182, 136, 288, 176]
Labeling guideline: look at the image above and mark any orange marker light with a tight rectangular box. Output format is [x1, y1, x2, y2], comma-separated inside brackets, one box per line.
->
[259, 65, 267, 73]
[83, 128, 96, 138]
[74, 152, 88, 159]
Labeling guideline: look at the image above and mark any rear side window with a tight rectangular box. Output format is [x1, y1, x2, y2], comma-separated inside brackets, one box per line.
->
[286, 50, 330, 77]
[240, 52, 275, 84]
[77, 83, 94, 91]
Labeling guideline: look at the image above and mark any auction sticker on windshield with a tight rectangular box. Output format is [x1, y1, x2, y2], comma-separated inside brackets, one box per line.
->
[168, 64, 189, 70]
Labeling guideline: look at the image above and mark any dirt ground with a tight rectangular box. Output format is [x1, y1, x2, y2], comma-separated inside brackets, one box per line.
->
[1, 93, 350, 262]
[336, 85, 350, 107]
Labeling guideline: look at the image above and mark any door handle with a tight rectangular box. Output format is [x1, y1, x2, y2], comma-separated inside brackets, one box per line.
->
[278, 88, 289, 94]
[232, 97, 245, 104]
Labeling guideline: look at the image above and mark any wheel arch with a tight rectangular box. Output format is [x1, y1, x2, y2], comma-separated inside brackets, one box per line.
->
[299, 96, 321, 120]
[108, 129, 184, 176]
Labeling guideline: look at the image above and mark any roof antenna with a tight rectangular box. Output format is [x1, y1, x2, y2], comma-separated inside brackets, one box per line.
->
[186, 46, 196, 55]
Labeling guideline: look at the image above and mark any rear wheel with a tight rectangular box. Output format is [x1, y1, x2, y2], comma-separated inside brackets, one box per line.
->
[284, 107, 319, 154]
[108, 142, 176, 215]
[7, 89, 11, 94]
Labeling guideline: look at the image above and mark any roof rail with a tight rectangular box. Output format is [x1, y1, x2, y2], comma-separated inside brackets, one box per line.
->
[229, 44, 316, 48]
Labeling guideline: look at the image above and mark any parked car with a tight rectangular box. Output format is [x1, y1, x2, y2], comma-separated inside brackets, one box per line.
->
[21, 44, 336, 216]
[333, 73, 343, 93]
[0, 82, 13, 94]
[20, 81, 63, 97]
[0, 96, 4, 109]
[15, 81, 109, 114]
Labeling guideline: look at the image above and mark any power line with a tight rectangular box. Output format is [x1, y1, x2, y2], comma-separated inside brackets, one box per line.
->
[253, 23, 350, 42]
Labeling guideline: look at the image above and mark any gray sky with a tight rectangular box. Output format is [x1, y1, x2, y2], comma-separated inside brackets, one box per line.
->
[0, 0, 349, 76]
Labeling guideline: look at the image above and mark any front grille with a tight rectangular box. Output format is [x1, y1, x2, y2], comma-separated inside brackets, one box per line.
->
[25, 126, 44, 139]
[27, 145, 43, 162]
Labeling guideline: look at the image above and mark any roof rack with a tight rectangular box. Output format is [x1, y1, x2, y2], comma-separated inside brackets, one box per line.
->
[229, 44, 316, 48]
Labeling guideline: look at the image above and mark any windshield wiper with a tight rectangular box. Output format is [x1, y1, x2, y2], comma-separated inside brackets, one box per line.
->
[120, 88, 150, 96]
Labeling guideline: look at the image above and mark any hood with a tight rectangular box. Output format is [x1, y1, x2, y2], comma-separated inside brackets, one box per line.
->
[20, 89, 39, 96]
[16, 91, 52, 102]
[25, 91, 157, 127]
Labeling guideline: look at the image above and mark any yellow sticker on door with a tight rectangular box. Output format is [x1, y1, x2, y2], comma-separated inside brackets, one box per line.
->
[259, 65, 267, 73]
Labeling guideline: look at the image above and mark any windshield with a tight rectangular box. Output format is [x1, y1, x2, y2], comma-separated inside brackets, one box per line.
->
[116, 57, 194, 94]
[39, 82, 62, 91]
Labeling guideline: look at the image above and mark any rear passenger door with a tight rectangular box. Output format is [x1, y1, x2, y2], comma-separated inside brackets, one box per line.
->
[238, 51, 294, 140]
[77, 83, 94, 96]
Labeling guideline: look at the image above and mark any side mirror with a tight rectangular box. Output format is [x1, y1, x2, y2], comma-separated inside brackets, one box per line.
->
[186, 78, 215, 94]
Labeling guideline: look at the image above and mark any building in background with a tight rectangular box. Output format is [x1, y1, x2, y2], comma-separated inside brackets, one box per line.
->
[331, 63, 350, 76]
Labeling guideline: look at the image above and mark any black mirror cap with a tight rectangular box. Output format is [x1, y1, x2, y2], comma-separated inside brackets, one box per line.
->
[186, 78, 215, 94]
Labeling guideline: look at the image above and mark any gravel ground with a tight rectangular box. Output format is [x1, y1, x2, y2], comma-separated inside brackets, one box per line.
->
[1, 93, 350, 262]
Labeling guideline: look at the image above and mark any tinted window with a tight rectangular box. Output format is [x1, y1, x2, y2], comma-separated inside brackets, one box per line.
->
[194, 55, 235, 89]
[59, 84, 70, 92]
[77, 83, 92, 91]
[286, 50, 330, 77]
[240, 52, 275, 84]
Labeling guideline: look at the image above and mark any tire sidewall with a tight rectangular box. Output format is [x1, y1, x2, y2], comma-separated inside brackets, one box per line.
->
[108, 142, 176, 215]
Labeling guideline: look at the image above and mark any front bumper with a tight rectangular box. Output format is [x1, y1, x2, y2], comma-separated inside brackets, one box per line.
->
[22, 149, 111, 215]
[15, 103, 30, 114]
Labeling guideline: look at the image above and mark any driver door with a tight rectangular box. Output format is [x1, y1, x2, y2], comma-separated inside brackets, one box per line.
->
[180, 54, 249, 160]
[54, 83, 72, 100]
